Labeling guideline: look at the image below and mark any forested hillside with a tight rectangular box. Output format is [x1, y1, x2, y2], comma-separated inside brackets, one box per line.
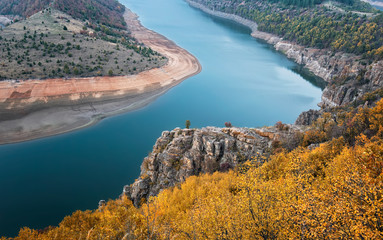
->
[193, 0, 383, 59]
[0, 0, 50, 17]
[3, 97, 383, 239]
[53, 0, 126, 29]
[0, 0, 126, 29]
[267, 0, 369, 7]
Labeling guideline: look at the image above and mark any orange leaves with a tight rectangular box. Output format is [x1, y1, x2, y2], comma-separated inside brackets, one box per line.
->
[8, 98, 383, 239]
[9, 136, 383, 239]
[324, 139, 383, 238]
[369, 99, 383, 139]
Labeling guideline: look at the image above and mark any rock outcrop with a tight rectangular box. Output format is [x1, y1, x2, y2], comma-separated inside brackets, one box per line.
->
[295, 109, 322, 126]
[123, 127, 271, 206]
[123, 126, 303, 206]
[0, 16, 11, 26]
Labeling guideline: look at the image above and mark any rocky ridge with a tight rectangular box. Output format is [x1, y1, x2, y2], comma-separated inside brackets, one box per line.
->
[123, 125, 303, 206]
[188, 0, 383, 107]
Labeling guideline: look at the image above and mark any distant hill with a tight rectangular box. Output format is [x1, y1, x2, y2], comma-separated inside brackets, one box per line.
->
[54, 0, 126, 29]
[0, 0, 165, 81]
[263, 0, 370, 8]
[0, 0, 126, 29]
[0, 0, 51, 17]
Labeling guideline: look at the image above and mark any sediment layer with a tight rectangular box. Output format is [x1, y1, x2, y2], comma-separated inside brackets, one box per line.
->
[0, 8, 201, 144]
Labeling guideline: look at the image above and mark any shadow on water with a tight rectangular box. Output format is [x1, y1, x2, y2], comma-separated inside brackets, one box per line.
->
[209, 14, 252, 35]
[291, 66, 327, 90]
[191, 7, 327, 90]
[254, 38, 327, 90]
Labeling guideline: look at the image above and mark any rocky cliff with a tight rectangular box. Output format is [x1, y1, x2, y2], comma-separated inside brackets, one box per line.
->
[269, 36, 383, 107]
[295, 109, 322, 125]
[188, 0, 383, 107]
[123, 125, 303, 206]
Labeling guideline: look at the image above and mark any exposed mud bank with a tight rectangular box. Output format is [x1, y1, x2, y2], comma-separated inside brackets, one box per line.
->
[0, 8, 201, 144]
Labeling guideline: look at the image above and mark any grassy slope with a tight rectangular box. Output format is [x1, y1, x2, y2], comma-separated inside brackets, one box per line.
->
[0, 0, 167, 80]
[0, 9, 166, 80]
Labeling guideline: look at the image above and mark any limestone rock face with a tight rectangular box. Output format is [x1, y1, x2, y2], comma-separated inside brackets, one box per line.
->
[255, 35, 383, 107]
[295, 109, 322, 126]
[123, 127, 272, 206]
[366, 61, 383, 87]
[258, 36, 383, 107]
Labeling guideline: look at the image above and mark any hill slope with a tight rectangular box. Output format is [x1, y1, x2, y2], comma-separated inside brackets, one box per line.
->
[0, 0, 126, 29]
[0, 9, 165, 80]
[0, 0, 166, 80]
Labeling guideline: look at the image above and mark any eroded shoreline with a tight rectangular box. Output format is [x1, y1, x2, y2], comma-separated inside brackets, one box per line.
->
[0, 8, 201, 145]
[187, 0, 383, 107]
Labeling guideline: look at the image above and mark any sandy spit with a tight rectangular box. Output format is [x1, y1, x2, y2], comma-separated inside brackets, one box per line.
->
[0, 8, 201, 145]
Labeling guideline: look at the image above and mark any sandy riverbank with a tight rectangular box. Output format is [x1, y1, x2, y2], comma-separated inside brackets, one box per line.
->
[0, 8, 201, 144]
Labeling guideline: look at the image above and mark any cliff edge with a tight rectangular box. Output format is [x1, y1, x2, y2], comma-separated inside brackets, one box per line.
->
[123, 125, 303, 206]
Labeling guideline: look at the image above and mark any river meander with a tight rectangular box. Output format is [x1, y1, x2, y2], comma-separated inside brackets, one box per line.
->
[0, 0, 322, 236]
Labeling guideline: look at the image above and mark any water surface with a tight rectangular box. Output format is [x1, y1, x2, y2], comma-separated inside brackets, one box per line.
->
[0, 0, 322, 236]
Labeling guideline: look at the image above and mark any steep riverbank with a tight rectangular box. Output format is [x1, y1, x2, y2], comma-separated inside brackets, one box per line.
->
[187, 0, 383, 107]
[0, 8, 201, 144]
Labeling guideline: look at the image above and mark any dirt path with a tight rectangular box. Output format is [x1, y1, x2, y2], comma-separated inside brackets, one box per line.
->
[0, 8, 201, 144]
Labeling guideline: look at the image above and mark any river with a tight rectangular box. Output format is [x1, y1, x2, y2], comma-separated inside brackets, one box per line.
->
[0, 0, 322, 236]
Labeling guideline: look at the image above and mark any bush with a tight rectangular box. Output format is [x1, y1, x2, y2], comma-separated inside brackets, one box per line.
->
[275, 121, 289, 131]
[185, 120, 191, 129]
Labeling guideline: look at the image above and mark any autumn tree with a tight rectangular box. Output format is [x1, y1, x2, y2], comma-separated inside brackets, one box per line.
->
[185, 120, 191, 129]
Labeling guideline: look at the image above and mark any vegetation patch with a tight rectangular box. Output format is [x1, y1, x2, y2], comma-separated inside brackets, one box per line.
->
[0, 8, 166, 80]
[195, 0, 383, 60]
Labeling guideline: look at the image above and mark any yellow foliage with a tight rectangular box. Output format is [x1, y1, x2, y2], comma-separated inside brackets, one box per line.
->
[140, 136, 382, 239]
[6, 99, 383, 239]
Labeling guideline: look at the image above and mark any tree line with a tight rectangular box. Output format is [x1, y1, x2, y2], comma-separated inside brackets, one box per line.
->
[199, 0, 383, 60]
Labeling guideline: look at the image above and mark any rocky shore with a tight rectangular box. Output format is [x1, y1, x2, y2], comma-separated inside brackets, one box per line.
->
[187, 0, 383, 107]
[0, 8, 201, 144]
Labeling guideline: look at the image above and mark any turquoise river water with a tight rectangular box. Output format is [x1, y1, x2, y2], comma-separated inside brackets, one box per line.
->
[0, 0, 322, 236]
